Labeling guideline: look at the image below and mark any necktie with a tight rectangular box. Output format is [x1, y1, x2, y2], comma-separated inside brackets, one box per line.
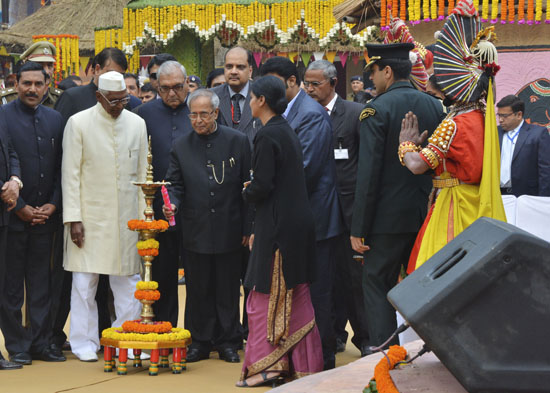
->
[231, 94, 243, 124]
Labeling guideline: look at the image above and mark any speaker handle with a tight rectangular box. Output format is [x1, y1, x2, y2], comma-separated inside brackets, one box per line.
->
[429, 248, 467, 280]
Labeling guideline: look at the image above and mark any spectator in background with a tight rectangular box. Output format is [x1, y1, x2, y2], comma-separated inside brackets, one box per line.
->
[347, 75, 364, 101]
[124, 73, 140, 98]
[497, 95, 550, 197]
[140, 82, 157, 103]
[58, 75, 82, 91]
[146, 53, 177, 91]
[206, 68, 225, 88]
[353, 91, 372, 104]
[4, 74, 17, 88]
[187, 75, 201, 92]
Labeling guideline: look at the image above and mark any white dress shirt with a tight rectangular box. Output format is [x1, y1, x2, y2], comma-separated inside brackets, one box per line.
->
[500, 120, 524, 188]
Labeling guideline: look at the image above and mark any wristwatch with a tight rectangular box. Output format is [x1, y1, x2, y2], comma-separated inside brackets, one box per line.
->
[10, 176, 23, 190]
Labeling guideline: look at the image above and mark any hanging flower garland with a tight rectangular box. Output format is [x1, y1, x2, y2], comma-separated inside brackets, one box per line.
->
[508, 0, 515, 23]
[527, 0, 535, 24]
[481, 0, 489, 21]
[535, 0, 542, 23]
[518, 0, 526, 23]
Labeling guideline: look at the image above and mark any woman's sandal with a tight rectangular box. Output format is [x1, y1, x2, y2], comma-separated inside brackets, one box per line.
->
[236, 372, 284, 388]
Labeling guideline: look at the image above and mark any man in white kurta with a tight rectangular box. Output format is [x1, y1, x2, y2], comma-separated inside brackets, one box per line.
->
[62, 72, 147, 362]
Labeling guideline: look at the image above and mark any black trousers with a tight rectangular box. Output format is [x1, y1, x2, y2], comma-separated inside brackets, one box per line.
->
[0, 226, 7, 360]
[333, 232, 370, 350]
[2, 230, 53, 354]
[240, 245, 249, 341]
[184, 248, 242, 352]
[152, 230, 181, 326]
[362, 233, 416, 348]
[310, 236, 338, 368]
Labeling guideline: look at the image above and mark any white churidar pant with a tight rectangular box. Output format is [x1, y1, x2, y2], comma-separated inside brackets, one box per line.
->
[69, 272, 141, 357]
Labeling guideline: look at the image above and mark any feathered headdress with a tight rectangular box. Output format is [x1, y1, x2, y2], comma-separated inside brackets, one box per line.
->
[434, 0, 499, 103]
[384, 13, 429, 91]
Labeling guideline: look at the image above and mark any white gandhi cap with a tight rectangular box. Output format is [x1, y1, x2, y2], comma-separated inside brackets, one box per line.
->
[98, 71, 126, 92]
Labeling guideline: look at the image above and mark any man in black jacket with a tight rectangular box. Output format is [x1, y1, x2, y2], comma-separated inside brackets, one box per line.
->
[134, 60, 194, 327]
[0, 107, 23, 370]
[0, 62, 64, 365]
[163, 89, 251, 364]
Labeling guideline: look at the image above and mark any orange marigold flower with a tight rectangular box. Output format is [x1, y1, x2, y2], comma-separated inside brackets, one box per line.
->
[121, 320, 172, 334]
[134, 289, 161, 301]
[127, 219, 169, 231]
[368, 345, 407, 393]
[138, 248, 159, 257]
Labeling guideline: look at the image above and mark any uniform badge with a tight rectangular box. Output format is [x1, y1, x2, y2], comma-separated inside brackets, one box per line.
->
[43, 48, 51, 55]
[359, 107, 376, 121]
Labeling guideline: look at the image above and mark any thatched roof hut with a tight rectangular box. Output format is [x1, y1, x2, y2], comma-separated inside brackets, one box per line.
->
[0, 0, 129, 54]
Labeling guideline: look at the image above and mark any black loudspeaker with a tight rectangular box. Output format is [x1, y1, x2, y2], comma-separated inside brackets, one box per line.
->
[388, 217, 550, 393]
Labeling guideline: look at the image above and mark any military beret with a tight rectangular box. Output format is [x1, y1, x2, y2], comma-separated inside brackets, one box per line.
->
[365, 43, 415, 70]
[188, 75, 201, 85]
[21, 41, 56, 63]
[350, 75, 363, 82]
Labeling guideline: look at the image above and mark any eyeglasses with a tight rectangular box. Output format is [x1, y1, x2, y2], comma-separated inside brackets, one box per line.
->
[497, 112, 516, 119]
[99, 91, 130, 107]
[303, 79, 330, 88]
[188, 111, 215, 120]
[158, 84, 186, 94]
[149, 72, 157, 80]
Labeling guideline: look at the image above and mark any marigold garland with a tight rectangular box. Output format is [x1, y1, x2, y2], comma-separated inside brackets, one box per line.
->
[535, 0, 542, 23]
[491, 0, 499, 22]
[363, 345, 407, 393]
[518, 0, 525, 23]
[437, 0, 445, 20]
[508, 0, 515, 23]
[128, 219, 169, 231]
[137, 239, 159, 250]
[527, 0, 534, 23]
[102, 327, 190, 342]
[135, 289, 161, 301]
[138, 249, 159, 257]
[122, 319, 172, 333]
[136, 281, 158, 290]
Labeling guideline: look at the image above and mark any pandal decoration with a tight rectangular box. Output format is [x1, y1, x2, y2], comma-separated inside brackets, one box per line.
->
[363, 345, 408, 393]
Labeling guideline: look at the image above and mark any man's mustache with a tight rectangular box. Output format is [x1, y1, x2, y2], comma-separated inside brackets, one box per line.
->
[25, 92, 39, 98]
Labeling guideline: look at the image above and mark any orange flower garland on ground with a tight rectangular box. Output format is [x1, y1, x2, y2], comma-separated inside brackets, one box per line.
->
[122, 320, 172, 334]
[135, 289, 160, 301]
[363, 345, 407, 393]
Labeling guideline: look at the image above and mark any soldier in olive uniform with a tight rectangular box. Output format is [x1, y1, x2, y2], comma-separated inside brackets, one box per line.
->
[350, 43, 444, 347]
[346, 75, 364, 101]
[1, 41, 62, 108]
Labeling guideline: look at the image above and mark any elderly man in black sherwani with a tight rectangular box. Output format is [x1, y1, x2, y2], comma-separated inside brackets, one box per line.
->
[163, 88, 251, 364]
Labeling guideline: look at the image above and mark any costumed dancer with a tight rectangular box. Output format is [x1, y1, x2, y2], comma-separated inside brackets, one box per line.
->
[399, 0, 507, 274]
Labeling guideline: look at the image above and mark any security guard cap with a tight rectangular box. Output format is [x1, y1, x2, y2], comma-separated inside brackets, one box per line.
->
[188, 75, 201, 85]
[21, 41, 56, 63]
[365, 43, 414, 70]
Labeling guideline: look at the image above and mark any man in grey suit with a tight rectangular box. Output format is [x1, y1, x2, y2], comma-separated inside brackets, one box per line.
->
[212, 47, 260, 147]
[304, 60, 371, 357]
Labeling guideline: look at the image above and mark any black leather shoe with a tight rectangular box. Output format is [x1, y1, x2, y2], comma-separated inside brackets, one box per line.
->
[62, 341, 71, 351]
[32, 347, 66, 362]
[186, 348, 209, 363]
[218, 348, 240, 363]
[336, 338, 346, 353]
[9, 352, 32, 365]
[360, 344, 374, 357]
[0, 359, 22, 370]
[48, 343, 64, 358]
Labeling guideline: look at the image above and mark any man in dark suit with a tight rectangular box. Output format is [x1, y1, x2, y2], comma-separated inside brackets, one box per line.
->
[497, 95, 550, 197]
[212, 47, 260, 147]
[50, 47, 139, 354]
[260, 56, 344, 369]
[0, 62, 65, 364]
[0, 109, 23, 370]
[163, 89, 251, 363]
[350, 43, 444, 347]
[134, 60, 194, 327]
[212, 47, 260, 341]
[304, 60, 371, 357]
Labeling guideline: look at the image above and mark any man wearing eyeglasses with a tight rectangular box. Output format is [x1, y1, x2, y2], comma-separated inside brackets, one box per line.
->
[497, 95, 550, 197]
[134, 60, 193, 328]
[162, 89, 251, 363]
[61, 71, 148, 362]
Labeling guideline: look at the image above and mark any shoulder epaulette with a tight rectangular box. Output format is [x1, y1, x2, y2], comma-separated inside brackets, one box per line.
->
[0, 88, 16, 97]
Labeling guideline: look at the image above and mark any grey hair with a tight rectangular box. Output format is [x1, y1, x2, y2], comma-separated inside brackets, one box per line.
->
[157, 60, 187, 79]
[188, 88, 220, 110]
[306, 60, 337, 80]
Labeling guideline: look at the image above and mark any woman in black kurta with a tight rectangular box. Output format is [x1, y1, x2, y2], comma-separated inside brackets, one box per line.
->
[237, 76, 322, 388]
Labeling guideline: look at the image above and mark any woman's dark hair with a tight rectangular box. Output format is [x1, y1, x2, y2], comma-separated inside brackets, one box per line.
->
[206, 68, 224, 88]
[251, 75, 288, 115]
